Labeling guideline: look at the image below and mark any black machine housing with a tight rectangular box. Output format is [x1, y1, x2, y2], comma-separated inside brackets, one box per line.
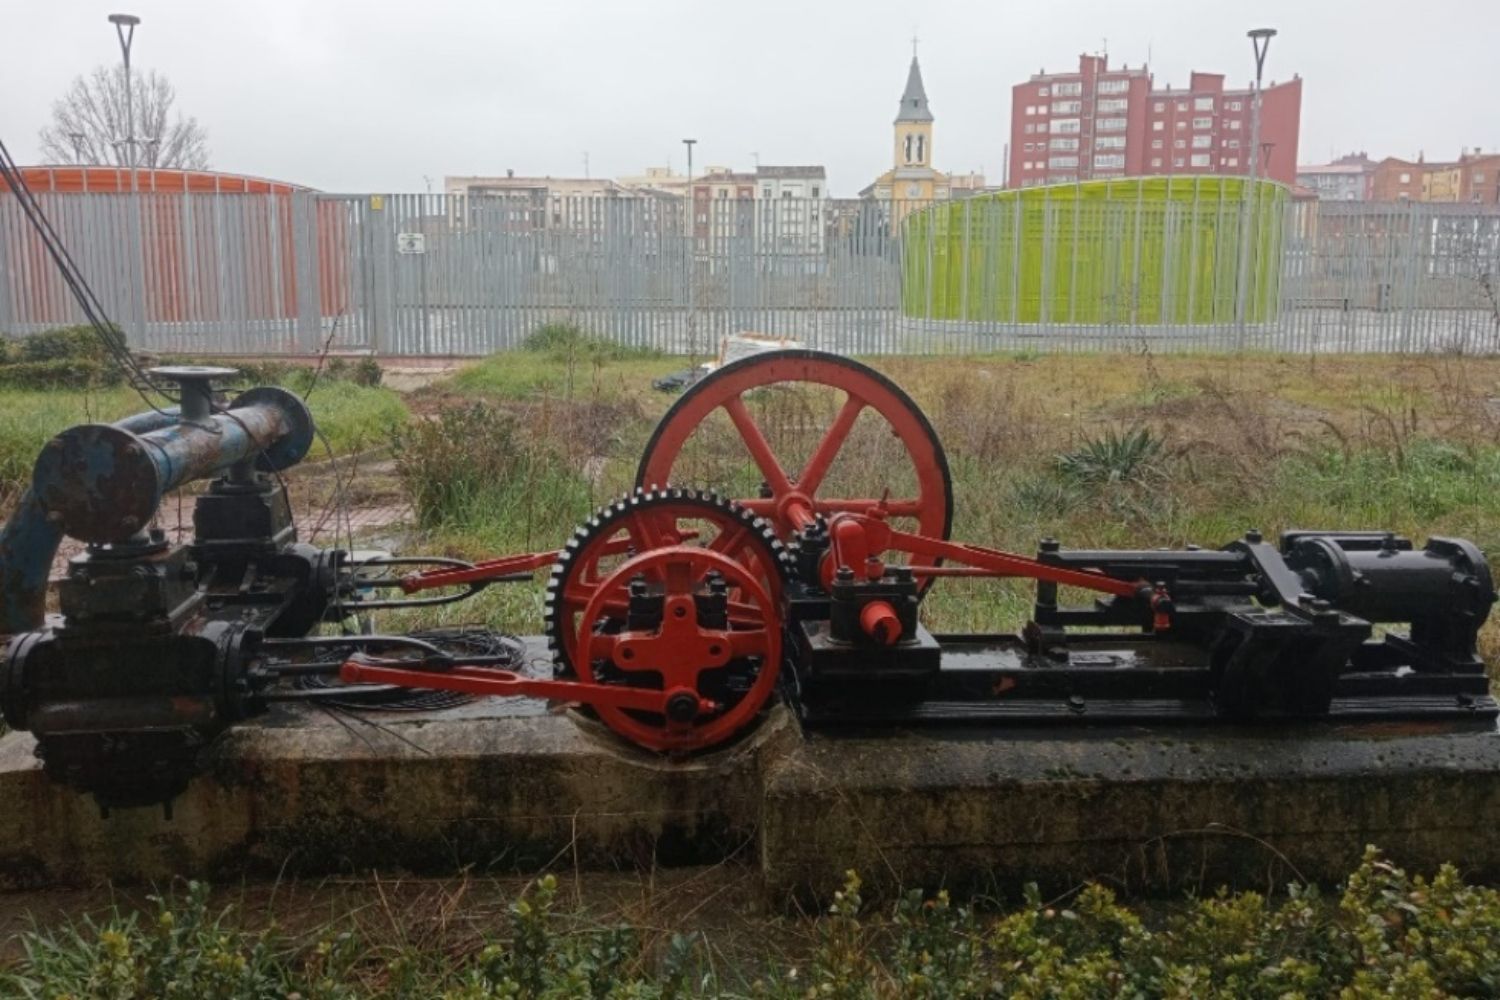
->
[2, 473, 342, 810]
[790, 528, 1498, 729]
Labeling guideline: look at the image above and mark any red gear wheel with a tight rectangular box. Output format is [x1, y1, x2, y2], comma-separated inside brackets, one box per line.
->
[544, 488, 788, 752]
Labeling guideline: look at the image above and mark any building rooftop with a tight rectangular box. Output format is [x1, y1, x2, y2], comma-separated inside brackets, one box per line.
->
[756, 165, 827, 179]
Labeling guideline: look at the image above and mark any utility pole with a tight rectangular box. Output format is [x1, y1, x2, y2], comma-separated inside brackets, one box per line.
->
[1236, 27, 1277, 343]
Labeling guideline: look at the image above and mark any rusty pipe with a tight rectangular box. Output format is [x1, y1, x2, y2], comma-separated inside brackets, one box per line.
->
[31, 386, 314, 546]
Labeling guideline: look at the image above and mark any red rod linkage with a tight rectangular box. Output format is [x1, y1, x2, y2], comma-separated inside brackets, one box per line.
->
[339, 660, 716, 717]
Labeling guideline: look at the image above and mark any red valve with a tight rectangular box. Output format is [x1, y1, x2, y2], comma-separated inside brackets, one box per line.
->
[860, 600, 903, 645]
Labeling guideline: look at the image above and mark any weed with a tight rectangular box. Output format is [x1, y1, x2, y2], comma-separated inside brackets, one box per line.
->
[1056, 426, 1164, 486]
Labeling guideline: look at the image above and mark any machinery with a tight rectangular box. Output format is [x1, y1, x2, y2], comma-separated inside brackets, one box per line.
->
[1, 351, 1496, 810]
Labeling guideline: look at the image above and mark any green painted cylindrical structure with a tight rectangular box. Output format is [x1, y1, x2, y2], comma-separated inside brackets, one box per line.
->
[901, 176, 1288, 326]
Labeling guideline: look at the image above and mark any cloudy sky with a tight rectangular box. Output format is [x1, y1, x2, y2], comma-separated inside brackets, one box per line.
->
[2, 0, 1496, 196]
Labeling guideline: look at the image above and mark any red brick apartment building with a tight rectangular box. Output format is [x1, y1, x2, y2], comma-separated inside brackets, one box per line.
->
[1009, 54, 1301, 188]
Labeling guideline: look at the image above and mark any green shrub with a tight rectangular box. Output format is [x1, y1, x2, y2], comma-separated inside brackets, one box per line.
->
[0, 358, 124, 389]
[350, 356, 383, 387]
[16, 324, 117, 363]
[522, 322, 661, 361]
[3, 849, 1500, 997]
[391, 402, 588, 533]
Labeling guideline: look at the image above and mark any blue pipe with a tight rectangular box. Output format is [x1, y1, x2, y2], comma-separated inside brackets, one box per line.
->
[0, 388, 313, 634]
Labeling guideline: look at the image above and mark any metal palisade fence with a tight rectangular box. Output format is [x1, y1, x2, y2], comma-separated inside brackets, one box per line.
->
[1, 185, 1498, 356]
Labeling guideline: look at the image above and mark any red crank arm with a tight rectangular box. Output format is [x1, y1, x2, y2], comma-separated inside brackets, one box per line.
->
[339, 660, 716, 716]
[828, 513, 1148, 600]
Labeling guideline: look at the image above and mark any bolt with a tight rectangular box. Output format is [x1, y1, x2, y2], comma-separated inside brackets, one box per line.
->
[1244, 529, 1263, 544]
[1039, 537, 1060, 553]
[665, 692, 700, 724]
[1067, 694, 1086, 713]
[835, 565, 855, 584]
[120, 515, 140, 531]
[892, 566, 914, 583]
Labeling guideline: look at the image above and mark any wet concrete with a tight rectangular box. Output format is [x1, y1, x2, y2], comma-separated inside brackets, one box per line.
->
[0, 671, 1497, 900]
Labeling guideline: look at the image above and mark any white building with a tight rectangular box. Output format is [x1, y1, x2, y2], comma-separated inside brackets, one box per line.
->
[753, 165, 827, 254]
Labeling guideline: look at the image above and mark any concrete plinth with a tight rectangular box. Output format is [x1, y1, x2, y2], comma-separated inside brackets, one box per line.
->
[1, 675, 1498, 899]
[759, 724, 1500, 901]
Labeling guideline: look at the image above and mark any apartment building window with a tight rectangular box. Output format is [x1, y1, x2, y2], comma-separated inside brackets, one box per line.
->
[1050, 118, 1081, 134]
[1048, 155, 1079, 169]
[1024, 124, 1036, 134]
[1024, 105, 1033, 115]
[1096, 117, 1127, 132]
[1227, 100, 1242, 111]
[1049, 137, 1079, 150]
[1191, 135, 1212, 149]
[1399, 172, 1411, 183]
[1476, 172, 1488, 183]
[1038, 86, 1050, 96]
[762, 187, 772, 198]
[1193, 97, 1214, 111]
[1153, 101, 1165, 112]
[1225, 139, 1239, 149]
[1177, 101, 1188, 112]
[1177, 121, 1187, 130]
[1227, 120, 1241, 130]
[1192, 117, 1213, 129]
[1174, 139, 1186, 149]
[1098, 78, 1130, 94]
[1151, 139, 1163, 149]
[1052, 100, 1082, 114]
[1094, 153, 1126, 169]
[1095, 136, 1126, 150]
[1190, 153, 1210, 167]
[1054, 81, 1082, 96]
[1152, 121, 1164, 132]
[1151, 157, 1162, 168]
[1174, 158, 1185, 167]
[1223, 157, 1239, 167]
[1097, 98, 1128, 112]
[812, 186, 820, 197]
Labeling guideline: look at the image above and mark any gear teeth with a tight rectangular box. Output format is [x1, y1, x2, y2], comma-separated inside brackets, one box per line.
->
[543, 487, 790, 684]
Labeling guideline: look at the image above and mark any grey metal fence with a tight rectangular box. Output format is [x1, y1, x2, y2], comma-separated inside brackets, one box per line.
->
[1, 188, 1497, 356]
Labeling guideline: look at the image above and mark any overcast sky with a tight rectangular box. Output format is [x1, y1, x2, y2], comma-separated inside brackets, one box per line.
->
[2, 0, 1497, 196]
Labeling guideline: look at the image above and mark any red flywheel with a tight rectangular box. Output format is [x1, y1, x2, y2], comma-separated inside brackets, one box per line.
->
[636, 350, 953, 589]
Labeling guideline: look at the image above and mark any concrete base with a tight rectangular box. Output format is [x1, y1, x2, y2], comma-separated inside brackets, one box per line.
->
[1, 678, 1498, 899]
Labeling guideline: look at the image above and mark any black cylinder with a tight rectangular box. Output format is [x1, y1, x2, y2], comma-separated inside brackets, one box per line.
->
[1286, 535, 1492, 624]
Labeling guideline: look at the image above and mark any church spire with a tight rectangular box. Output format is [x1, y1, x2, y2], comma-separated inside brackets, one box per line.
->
[896, 54, 933, 123]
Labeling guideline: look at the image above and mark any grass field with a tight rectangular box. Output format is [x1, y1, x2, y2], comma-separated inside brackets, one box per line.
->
[7, 339, 1500, 995]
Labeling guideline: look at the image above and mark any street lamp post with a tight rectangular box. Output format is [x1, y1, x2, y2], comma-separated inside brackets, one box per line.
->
[682, 138, 697, 354]
[108, 14, 141, 186]
[108, 13, 144, 344]
[1236, 26, 1277, 342]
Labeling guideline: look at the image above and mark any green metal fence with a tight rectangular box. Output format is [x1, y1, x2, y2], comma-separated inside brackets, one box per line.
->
[900, 176, 1287, 326]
